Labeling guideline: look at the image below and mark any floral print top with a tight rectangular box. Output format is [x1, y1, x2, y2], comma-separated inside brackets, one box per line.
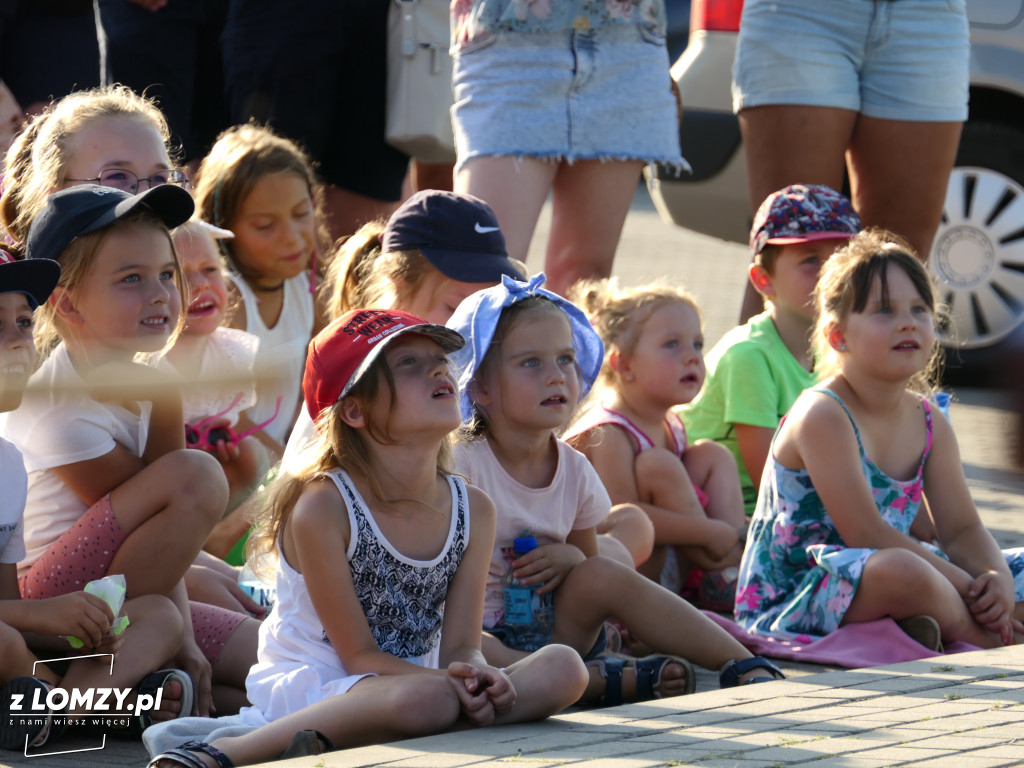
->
[734, 388, 933, 639]
[452, 0, 668, 51]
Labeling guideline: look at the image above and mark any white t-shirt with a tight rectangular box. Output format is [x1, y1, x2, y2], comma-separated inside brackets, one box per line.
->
[453, 436, 610, 629]
[0, 436, 27, 565]
[229, 272, 314, 444]
[156, 327, 261, 426]
[0, 344, 150, 573]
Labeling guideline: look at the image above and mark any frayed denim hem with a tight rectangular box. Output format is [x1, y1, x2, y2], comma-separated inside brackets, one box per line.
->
[456, 152, 690, 177]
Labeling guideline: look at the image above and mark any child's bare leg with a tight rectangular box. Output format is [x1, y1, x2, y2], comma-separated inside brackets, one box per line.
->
[843, 549, 997, 648]
[151, 675, 463, 767]
[635, 448, 740, 572]
[597, 503, 654, 568]
[221, 436, 269, 512]
[60, 595, 184, 717]
[498, 644, 587, 723]
[209, 616, 260, 716]
[107, 450, 228, 597]
[551, 557, 762, 688]
[480, 632, 528, 667]
[682, 440, 746, 529]
[204, 495, 258, 561]
[0, 622, 51, 685]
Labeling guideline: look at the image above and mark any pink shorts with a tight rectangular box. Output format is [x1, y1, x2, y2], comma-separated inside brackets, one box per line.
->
[20, 494, 246, 666]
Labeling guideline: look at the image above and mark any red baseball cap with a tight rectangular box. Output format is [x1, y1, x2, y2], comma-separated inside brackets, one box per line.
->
[303, 308, 465, 422]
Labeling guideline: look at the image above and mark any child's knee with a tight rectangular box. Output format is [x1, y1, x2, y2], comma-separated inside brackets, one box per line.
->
[635, 447, 687, 495]
[603, 503, 655, 564]
[527, 644, 588, 699]
[608, 503, 655, 539]
[0, 621, 27, 658]
[158, 450, 230, 515]
[864, 549, 946, 608]
[124, 594, 183, 643]
[684, 439, 737, 477]
[560, 555, 630, 598]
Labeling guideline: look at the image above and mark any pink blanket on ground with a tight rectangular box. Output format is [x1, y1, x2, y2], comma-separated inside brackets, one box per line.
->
[704, 611, 980, 668]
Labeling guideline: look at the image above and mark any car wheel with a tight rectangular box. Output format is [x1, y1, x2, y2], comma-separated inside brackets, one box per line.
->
[932, 120, 1024, 354]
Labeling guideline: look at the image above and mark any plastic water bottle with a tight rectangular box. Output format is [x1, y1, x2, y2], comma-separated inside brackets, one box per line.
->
[238, 560, 277, 613]
[502, 536, 553, 651]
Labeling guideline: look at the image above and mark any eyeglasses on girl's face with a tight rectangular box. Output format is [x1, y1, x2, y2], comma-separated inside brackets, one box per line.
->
[65, 168, 189, 194]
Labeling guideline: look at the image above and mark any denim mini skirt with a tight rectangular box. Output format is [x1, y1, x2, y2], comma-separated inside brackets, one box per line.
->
[452, 23, 686, 172]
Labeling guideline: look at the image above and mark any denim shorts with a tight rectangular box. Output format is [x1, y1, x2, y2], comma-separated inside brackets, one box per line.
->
[452, 24, 685, 172]
[732, 0, 969, 122]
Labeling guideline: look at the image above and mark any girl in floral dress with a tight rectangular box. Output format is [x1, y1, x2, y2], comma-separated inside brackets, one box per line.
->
[736, 229, 1024, 648]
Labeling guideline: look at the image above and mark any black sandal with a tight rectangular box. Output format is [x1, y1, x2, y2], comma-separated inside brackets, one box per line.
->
[146, 740, 233, 768]
[0, 677, 66, 751]
[279, 729, 335, 759]
[719, 656, 785, 688]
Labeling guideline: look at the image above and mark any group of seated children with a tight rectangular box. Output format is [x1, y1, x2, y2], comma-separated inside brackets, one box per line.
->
[0, 84, 1022, 768]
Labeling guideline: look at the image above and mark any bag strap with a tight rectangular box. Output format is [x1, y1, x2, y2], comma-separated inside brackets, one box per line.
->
[396, 0, 417, 57]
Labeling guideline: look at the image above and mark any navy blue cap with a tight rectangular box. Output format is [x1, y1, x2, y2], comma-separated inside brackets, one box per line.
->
[26, 184, 195, 263]
[381, 190, 525, 283]
[0, 249, 60, 309]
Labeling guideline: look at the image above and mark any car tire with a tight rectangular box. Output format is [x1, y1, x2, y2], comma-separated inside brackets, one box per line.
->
[930, 120, 1024, 384]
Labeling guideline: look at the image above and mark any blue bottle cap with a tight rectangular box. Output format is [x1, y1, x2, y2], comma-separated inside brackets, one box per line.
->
[513, 536, 538, 553]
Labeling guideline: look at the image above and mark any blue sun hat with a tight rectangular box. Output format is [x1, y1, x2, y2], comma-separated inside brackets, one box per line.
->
[446, 273, 604, 422]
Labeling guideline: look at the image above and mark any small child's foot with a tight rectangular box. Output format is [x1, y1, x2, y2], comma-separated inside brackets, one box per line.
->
[111, 669, 196, 740]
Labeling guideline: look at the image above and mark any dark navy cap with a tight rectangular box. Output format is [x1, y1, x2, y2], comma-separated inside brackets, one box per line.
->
[381, 190, 525, 283]
[0, 249, 60, 309]
[26, 184, 195, 263]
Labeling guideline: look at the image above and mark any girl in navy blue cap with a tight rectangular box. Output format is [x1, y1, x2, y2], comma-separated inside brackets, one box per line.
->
[0, 248, 200, 751]
[1, 185, 260, 724]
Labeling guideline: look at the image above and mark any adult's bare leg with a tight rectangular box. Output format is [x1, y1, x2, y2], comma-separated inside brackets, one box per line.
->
[544, 159, 643, 297]
[737, 105, 858, 321]
[847, 116, 962, 261]
[455, 155, 558, 265]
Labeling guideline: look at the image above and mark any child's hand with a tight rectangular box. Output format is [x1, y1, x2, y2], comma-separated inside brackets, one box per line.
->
[446, 662, 515, 726]
[966, 571, 1016, 644]
[174, 638, 213, 717]
[94, 620, 127, 658]
[446, 662, 495, 726]
[185, 564, 267, 618]
[39, 592, 114, 648]
[200, 420, 241, 463]
[477, 665, 516, 715]
[512, 543, 585, 594]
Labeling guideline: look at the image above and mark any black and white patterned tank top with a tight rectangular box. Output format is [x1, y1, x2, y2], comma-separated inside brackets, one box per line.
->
[326, 469, 469, 660]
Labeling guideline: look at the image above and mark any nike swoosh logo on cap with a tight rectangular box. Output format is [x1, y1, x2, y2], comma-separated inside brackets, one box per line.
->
[475, 223, 500, 233]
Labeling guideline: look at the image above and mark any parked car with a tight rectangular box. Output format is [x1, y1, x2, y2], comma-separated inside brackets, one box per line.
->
[647, 0, 1024, 370]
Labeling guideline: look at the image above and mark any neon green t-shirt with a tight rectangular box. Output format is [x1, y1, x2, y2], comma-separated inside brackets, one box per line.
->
[680, 312, 817, 514]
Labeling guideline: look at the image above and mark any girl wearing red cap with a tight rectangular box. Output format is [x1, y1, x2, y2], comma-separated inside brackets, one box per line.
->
[147, 310, 587, 767]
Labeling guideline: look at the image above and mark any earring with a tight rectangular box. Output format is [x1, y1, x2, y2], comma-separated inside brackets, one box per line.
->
[838, 344, 847, 351]
[625, 374, 635, 382]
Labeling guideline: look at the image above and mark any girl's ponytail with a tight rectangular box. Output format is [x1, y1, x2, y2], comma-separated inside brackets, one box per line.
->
[322, 220, 387, 322]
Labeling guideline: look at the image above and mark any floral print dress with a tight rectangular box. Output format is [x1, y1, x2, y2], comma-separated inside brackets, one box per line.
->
[736, 388, 1024, 639]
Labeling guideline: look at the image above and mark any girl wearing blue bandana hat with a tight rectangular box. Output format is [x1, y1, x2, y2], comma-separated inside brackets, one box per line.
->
[447, 274, 784, 703]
